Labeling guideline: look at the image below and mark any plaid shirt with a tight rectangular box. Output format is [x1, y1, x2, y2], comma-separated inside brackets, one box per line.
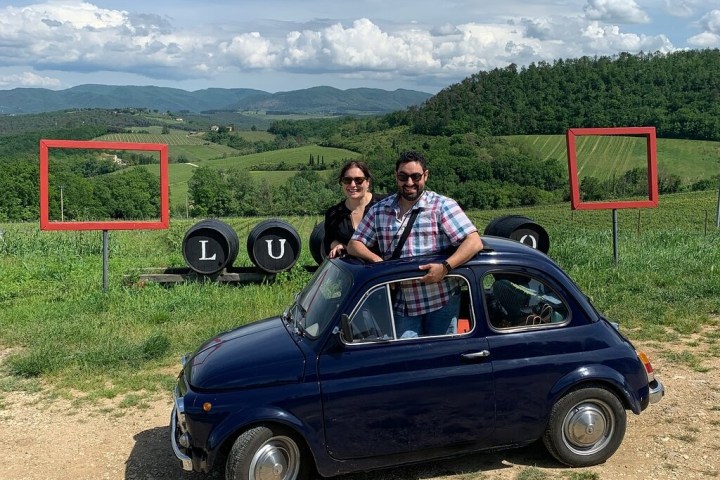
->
[351, 190, 478, 316]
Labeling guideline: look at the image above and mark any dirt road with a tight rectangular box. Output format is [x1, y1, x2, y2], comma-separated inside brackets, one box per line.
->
[2, 342, 717, 480]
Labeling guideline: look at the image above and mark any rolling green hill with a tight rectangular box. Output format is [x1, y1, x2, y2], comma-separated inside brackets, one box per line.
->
[132, 145, 358, 206]
[507, 135, 720, 183]
[0, 84, 431, 115]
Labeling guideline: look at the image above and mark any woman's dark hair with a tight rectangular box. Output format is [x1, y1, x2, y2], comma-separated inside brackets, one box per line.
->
[337, 160, 372, 183]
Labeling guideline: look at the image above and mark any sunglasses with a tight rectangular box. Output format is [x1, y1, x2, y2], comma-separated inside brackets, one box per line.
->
[397, 172, 424, 182]
[341, 176, 367, 185]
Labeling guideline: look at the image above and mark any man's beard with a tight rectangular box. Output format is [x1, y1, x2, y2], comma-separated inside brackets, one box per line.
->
[399, 185, 424, 201]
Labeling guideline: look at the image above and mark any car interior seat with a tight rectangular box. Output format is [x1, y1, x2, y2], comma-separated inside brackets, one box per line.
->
[492, 279, 533, 326]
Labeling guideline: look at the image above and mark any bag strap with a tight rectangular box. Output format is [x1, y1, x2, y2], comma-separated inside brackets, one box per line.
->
[390, 208, 421, 259]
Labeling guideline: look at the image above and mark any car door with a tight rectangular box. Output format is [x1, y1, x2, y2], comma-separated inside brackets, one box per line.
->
[317, 271, 496, 460]
[479, 265, 592, 444]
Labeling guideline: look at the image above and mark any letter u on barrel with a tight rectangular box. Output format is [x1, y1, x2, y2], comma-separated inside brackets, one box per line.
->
[247, 219, 301, 273]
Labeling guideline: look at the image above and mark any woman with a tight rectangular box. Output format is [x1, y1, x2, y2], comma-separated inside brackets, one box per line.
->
[324, 160, 382, 258]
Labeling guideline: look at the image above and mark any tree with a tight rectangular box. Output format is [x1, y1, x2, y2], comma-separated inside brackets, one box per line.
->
[226, 168, 261, 216]
[580, 176, 605, 201]
[277, 170, 336, 215]
[93, 168, 161, 220]
[188, 167, 234, 217]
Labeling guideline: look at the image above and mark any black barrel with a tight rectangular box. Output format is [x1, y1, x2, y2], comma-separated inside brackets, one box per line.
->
[484, 215, 550, 253]
[247, 219, 302, 273]
[309, 221, 327, 265]
[182, 219, 240, 275]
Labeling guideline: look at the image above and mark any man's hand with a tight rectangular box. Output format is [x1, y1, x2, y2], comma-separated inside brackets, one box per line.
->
[419, 263, 447, 283]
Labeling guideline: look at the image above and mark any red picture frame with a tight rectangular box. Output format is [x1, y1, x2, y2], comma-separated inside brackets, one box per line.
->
[566, 127, 658, 210]
[39, 139, 169, 230]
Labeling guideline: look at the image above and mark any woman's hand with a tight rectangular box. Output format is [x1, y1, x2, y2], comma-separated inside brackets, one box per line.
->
[328, 243, 346, 258]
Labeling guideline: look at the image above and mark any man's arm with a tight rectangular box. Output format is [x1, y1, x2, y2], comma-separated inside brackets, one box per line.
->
[347, 239, 383, 263]
[447, 231, 483, 267]
[419, 232, 483, 283]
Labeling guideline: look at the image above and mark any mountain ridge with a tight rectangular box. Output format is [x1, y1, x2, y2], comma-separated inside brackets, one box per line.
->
[0, 84, 432, 115]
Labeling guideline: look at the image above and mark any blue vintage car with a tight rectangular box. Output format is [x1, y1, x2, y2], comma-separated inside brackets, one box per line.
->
[171, 236, 664, 480]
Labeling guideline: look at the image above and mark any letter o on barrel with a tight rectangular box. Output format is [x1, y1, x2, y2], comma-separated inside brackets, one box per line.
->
[483, 215, 550, 253]
[182, 219, 240, 275]
[247, 219, 302, 273]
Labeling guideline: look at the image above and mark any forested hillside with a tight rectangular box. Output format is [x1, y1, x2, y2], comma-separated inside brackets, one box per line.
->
[1, 50, 719, 222]
[403, 49, 720, 140]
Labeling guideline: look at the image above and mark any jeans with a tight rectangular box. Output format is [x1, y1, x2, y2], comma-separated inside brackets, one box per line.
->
[395, 289, 461, 338]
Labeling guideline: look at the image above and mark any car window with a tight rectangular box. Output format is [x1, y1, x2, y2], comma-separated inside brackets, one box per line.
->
[297, 261, 353, 338]
[483, 272, 570, 330]
[344, 275, 474, 344]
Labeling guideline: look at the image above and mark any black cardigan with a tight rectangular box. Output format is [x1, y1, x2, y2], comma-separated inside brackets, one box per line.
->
[323, 193, 383, 254]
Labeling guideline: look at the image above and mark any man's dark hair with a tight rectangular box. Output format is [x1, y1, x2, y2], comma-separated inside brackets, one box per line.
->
[395, 150, 427, 171]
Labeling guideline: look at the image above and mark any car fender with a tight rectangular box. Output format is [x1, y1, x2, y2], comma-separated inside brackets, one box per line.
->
[548, 364, 643, 414]
[205, 405, 324, 468]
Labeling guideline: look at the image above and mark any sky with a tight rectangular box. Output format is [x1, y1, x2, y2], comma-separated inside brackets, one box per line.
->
[0, 0, 719, 94]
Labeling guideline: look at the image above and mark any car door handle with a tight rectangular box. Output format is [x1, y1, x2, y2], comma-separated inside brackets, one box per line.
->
[461, 350, 490, 361]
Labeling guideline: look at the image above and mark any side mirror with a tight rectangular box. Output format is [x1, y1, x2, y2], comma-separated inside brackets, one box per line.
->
[340, 314, 353, 343]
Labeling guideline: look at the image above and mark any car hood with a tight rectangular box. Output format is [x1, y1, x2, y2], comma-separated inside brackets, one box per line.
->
[186, 317, 305, 391]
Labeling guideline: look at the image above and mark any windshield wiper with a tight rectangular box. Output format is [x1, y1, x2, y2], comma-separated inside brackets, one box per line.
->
[293, 303, 309, 337]
[282, 294, 299, 325]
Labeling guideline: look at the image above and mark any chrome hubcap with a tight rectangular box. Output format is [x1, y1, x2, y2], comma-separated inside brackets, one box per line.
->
[249, 436, 300, 480]
[562, 400, 614, 455]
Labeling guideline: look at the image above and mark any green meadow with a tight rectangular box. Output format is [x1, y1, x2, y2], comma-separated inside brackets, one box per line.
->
[94, 130, 719, 212]
[122, 143, 357, 206]
[508, 135, 720, 183]
[0, 191, 719, 403]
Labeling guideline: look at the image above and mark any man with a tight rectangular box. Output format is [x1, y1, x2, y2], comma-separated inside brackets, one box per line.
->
[348, 151, 483, 337]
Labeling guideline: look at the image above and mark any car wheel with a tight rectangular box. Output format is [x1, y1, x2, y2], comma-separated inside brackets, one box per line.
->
[226, 425, 308, 480]
[543, 386, 626, 467]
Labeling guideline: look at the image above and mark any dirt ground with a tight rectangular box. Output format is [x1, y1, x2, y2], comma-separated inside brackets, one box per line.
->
[1, 340, 718, 480]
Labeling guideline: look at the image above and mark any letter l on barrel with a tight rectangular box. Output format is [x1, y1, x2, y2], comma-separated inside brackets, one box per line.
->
[198, 240, 217, 261]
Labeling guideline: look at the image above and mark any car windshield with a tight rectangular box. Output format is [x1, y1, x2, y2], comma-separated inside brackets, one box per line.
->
[287, 261, 352, 339]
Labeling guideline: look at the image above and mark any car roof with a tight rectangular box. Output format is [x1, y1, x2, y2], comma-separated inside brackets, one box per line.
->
[333, 236, 556, 282]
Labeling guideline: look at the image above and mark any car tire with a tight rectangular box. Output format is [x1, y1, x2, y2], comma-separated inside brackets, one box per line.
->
[543, 386, 627, 467]
[225, 425, 309, 480]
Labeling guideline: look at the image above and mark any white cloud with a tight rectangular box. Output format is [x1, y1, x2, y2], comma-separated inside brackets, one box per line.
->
[221, 32, 279, 69]
[688, 32, 720, 47]
[698, 9, 720, 33]
[0, 1, 707, 92]
[584, 0, 650, 24]
[582, 21, 673, 52]
[663, 0, 713, 17]
[321, 19, 438, 71]
[0, 71, 61, 87]
[686, 9, 720, 47]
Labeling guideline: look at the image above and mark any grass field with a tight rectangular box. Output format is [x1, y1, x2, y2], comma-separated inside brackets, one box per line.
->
[202, 145, 359, 170]
[117, 142, 355, 206]
[508, 135, 720, 183]
[1, 191, 719, 402]
[97, 132, 203, 145]
[91, 131, 718, 212]
[233, 130, 275, 142]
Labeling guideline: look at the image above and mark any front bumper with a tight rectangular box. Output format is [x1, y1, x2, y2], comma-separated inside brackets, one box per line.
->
[170, 387, 194, 471]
